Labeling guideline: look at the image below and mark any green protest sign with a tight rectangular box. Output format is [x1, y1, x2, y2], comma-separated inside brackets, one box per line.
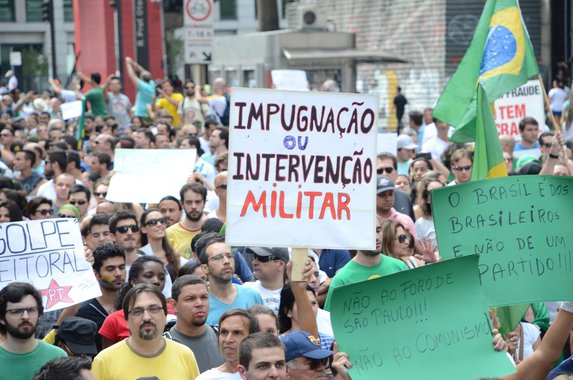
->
[432, 176, 573, 306]
[330, 255, 514, 380]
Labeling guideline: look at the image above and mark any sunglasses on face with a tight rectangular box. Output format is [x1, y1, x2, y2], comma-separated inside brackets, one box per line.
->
[36, 209, 53, 216]
[253, 254, 280, 263]
[541, 142, 553, 148]
[377, 167, 394, 175]
[216, 183, 227, 190]
[57, 214, 75, 218]
[117, 224, 140, 233]
[307, 357, 331, 370]
[396, 234, 409, 244]
[145, 217, 166, 226]
[452, 165, 471, 172]
[94, 192, 107, 197]
[69, 200, 87, 206]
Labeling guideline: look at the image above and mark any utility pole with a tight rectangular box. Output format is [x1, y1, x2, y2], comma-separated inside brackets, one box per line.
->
[42, 0, 57, 78]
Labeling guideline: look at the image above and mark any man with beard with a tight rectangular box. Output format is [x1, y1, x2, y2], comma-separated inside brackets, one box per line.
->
[158, 195, 183, 228]
[167, 182, 207, 260]
[0, 283, 67, 380]
[168, 275, 224, 372]
[109, 211, 143, 268]
[76, 243, 126, 352]
[92, 284, 200, 379]
[324, 216, 408, 311]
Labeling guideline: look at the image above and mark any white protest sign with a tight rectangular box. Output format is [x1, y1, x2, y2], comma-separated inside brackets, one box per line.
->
[61, 100, 83, 120]
[227, 88, 378, 249]
[271, 70, 309, 91]
[377, 133, 398, 155]
[0, 219, 100, 311]
[494, 80, 545, 137]
[107, 149, 197, 203]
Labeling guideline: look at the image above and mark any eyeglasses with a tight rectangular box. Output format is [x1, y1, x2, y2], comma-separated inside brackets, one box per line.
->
[396, 234, 409, 244]
[144, 217, 166, 226]
[253, 254, 281, 263]
[129, 305, 164, 317]
[117, 224, 140, 233]
[6, 306, 40, 317]
[452, 165, 472, 172]
[216, 183, 227, 190]
[57, 214, 75, 218]
[69, 200, 87, 206]
[377, 167, 394, 175]
[94, 191, 107, 197]
[35, 209, 53, 216]
[0, 133, 12, 138]
[209, 252, 234, 262]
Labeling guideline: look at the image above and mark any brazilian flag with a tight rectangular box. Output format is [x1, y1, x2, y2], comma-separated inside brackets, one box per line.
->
[433, 0, 538, 143]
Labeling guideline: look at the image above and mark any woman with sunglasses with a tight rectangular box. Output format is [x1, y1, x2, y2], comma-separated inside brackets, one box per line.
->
[139, 208, 185, 298]
[99, 256, 170, 349]
[413, 174, 444, 255]
[380, 219, 424, 269]
[27, 196, 54, 220]
[56, 204, 80, 219]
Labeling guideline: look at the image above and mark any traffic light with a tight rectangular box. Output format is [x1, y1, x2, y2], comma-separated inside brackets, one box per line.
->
[42, 0, 53, 22]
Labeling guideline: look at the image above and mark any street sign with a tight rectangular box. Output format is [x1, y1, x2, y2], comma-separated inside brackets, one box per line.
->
[9, 52, 22, 66]
[184, 0, 213, 64]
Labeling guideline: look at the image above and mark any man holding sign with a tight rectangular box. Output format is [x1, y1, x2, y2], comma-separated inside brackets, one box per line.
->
[324, 217, 407, 311]
[0, 283, 67, 380]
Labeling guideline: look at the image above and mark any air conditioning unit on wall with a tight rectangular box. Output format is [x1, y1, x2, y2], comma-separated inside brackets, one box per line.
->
[297, 4, 326, 30]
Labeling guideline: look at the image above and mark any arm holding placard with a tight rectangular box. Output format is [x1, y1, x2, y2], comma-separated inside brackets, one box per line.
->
[501, 303, 573, 380]
[286, 258, 319, 339]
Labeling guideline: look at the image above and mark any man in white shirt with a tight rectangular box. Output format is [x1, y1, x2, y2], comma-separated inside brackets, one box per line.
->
[243, 247, 289, 314]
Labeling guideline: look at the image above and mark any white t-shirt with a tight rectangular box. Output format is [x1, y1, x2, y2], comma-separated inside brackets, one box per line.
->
[243, 281, 282, 314]
[548, 87, 568, 112]
[422, 136, 450, 162]
[515, 322, 540, 361]
[196, 368, 241, 380]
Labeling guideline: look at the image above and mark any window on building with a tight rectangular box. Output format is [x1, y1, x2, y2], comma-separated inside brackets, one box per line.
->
[220, 0, 236, 20]
[63, 0, 73, 22]
[0, 0, 16, 22]
[26, 0, 44, 22]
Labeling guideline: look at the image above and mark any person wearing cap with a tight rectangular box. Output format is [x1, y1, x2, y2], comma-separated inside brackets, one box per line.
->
[57, 204, 81, 219]
[376, 152, 415, 220]
[324, 216, 407, 311]
[0, 70, 18, 94]
[54, 317, 98, 357]
[376, 175, 418, 241]
[396, 134, 418, 175]
[243, 247, 289, 314]
[281, 330, 352, 380]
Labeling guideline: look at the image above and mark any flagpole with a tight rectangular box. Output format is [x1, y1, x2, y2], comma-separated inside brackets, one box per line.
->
[537, 74, 559, 131]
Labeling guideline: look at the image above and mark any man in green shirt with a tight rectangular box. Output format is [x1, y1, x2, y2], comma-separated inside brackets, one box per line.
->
[324, 217, 408, 311]
[78, 72, 107, 117]
[0, 282, 67, 380]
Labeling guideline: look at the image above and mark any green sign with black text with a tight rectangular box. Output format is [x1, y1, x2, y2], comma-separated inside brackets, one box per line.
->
[330, 255, 515, 380]
[432, 176, 573, 306]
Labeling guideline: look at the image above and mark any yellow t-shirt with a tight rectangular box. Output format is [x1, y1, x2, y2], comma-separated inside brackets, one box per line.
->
[156, 93, 184, 127]
[166, 222, 201, 260]
[92, 338, 200, 380]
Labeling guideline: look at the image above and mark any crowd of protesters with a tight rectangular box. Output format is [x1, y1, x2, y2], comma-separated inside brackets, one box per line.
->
[0, 58, 572, 379]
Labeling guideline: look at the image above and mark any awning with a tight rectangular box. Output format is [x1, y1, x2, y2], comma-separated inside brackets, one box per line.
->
[283, 48, 409, 64]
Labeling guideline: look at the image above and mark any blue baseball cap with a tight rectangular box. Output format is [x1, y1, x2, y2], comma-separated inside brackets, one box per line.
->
[280, 330, 333, 362]
[546, 356, 573, 379]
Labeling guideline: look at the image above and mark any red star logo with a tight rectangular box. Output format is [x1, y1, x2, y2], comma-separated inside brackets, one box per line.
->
[40, 280, 74, 309]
